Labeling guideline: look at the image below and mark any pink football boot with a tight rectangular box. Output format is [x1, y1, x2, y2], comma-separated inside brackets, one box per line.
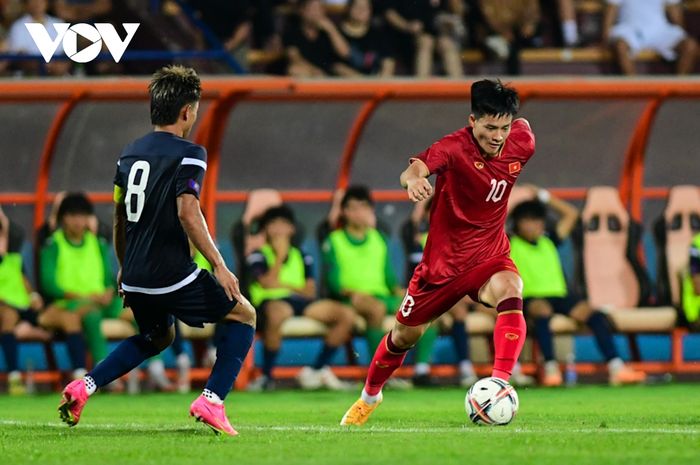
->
[58, 379, 89, 426]
[189, 395, 238, 436]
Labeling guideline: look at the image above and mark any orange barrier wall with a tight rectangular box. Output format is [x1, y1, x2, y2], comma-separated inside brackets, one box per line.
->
[1, 78, 700, 237]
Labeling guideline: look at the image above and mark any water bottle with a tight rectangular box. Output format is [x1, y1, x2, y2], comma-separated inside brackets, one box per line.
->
[565, 352, 577, 387]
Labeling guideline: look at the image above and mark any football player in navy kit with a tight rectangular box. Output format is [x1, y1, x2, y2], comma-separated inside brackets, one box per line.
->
[58, 66, 255, 436]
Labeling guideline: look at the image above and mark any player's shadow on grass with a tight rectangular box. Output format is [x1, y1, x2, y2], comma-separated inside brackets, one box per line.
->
[55, 426, 210, 437]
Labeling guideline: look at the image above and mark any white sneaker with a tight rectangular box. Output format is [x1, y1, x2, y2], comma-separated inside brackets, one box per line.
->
[459, 361, 478, 388]
[246, 375, 274, 392]
[147, 360, 174, 391]
[459, 372, 478, 388]
[297, 366, 323, 390]
[127, 369, 141, 395]
[319, 367, 354, 391]
[385, 377, 413, 390]
[510, 364, 535, 387]
[176, 353, 191, 393]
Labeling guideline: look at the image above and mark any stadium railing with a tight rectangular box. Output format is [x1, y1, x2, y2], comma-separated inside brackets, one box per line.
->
[1, 78, 699, 387]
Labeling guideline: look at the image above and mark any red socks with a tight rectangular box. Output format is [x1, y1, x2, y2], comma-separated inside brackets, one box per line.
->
[364, 332, 408, 396]
[492, 298, 526, 381]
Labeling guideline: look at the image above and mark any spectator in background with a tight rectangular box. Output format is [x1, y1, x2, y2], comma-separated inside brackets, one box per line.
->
[554, 0, 578, 47]
[284, 0, 350, 77]
[0, 206, 30, 394]
[603, 0, 697, 75]
[0, 206, 89, 385]
[53, 0, 111, 22]
[509, 186, 646, 386]
[682, 233, 700, 330]
[5, 0, 71, 76]
[383, 0, 465, 77]
[322, 186, 435, 388]
[194, 0, 280, 71]
[39, 193, 117, 370]
[0, 209, 52, 395]
[335, 0, 394, 77]
[247, 205, 355, 391]
[478, 0, 541, 75]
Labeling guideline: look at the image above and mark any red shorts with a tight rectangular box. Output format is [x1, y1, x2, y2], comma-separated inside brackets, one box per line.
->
[396, 256, 518, 327]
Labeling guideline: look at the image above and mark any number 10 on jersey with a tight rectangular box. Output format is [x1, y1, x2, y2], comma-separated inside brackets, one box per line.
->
[126, 160, 150, 222]
[486, 179, 507, 202]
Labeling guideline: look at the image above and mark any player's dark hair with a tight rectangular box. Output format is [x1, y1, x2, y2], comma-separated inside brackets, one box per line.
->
[57, 192, 94, 224]
[259, 205, 295, 230]
[341, 185, 374, 208]
[510, 200, 547, 234]
[471, 79, 519, 119]
[148, 65, 201, 126]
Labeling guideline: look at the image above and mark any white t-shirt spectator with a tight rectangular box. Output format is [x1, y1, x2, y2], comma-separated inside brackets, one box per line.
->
[607, 0, 686, 59]
[6, 13, 65, 55]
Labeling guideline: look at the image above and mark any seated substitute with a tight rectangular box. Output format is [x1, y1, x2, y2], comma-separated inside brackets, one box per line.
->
[681, 232, 700, 331]
[509, 186, 646, 386]
[247, 205, 355, 391]
[1, 206, 87, 388]
[39, 193, 118, 367]
[323, 185, 434, 387]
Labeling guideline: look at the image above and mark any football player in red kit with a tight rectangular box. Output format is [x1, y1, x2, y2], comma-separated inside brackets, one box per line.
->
[341, 79, 535, 425]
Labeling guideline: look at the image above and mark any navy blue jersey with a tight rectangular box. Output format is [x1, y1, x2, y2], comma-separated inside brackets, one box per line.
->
[114, 131, 206, 292]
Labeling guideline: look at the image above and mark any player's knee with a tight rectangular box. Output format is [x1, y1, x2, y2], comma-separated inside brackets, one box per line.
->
[340, 306, 356, 327]
[227, 300, 256, 329]
[150, 325, 175, 352]
[570, 302, 593, 323]
[495, 283, 523, 304]
[391, 323, 423, 350]
[0, 308, 19, 330]
[63, 312, 82, 332]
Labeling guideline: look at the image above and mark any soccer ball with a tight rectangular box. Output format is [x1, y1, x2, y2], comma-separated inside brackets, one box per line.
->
[465, 377, 519, 426]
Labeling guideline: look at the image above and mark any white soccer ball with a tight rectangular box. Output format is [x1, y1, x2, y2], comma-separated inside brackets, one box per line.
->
[465, 377, 519, 426]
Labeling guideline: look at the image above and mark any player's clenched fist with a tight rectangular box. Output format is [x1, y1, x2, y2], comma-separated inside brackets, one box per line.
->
[406, 178, 433, 203]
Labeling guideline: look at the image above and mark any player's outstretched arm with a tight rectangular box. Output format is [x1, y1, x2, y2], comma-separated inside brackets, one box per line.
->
[400, 159, 433, 203]
[177, 193, 242, 301]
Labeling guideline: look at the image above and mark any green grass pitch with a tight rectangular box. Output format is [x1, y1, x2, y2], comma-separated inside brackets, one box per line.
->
[1, 384, 698, 465]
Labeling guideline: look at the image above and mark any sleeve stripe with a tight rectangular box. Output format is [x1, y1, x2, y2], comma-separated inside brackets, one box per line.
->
[181, 157, 207, 170]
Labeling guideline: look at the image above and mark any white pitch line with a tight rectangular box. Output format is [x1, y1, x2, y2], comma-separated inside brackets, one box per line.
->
[0, 420, 697, 435]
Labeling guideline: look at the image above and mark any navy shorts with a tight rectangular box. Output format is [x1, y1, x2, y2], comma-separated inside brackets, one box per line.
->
[124, 270, 237, 339]
[18, 309, 40, 327]
[257, 295, 311, 331]
[523, 294, 581, 316]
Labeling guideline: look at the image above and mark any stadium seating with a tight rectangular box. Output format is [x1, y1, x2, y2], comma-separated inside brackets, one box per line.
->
[574, 187, 677, 343]
[653, 185, 700, 310]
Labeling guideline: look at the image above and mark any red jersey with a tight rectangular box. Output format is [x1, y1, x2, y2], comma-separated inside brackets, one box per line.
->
[412, 118, 535, 284]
